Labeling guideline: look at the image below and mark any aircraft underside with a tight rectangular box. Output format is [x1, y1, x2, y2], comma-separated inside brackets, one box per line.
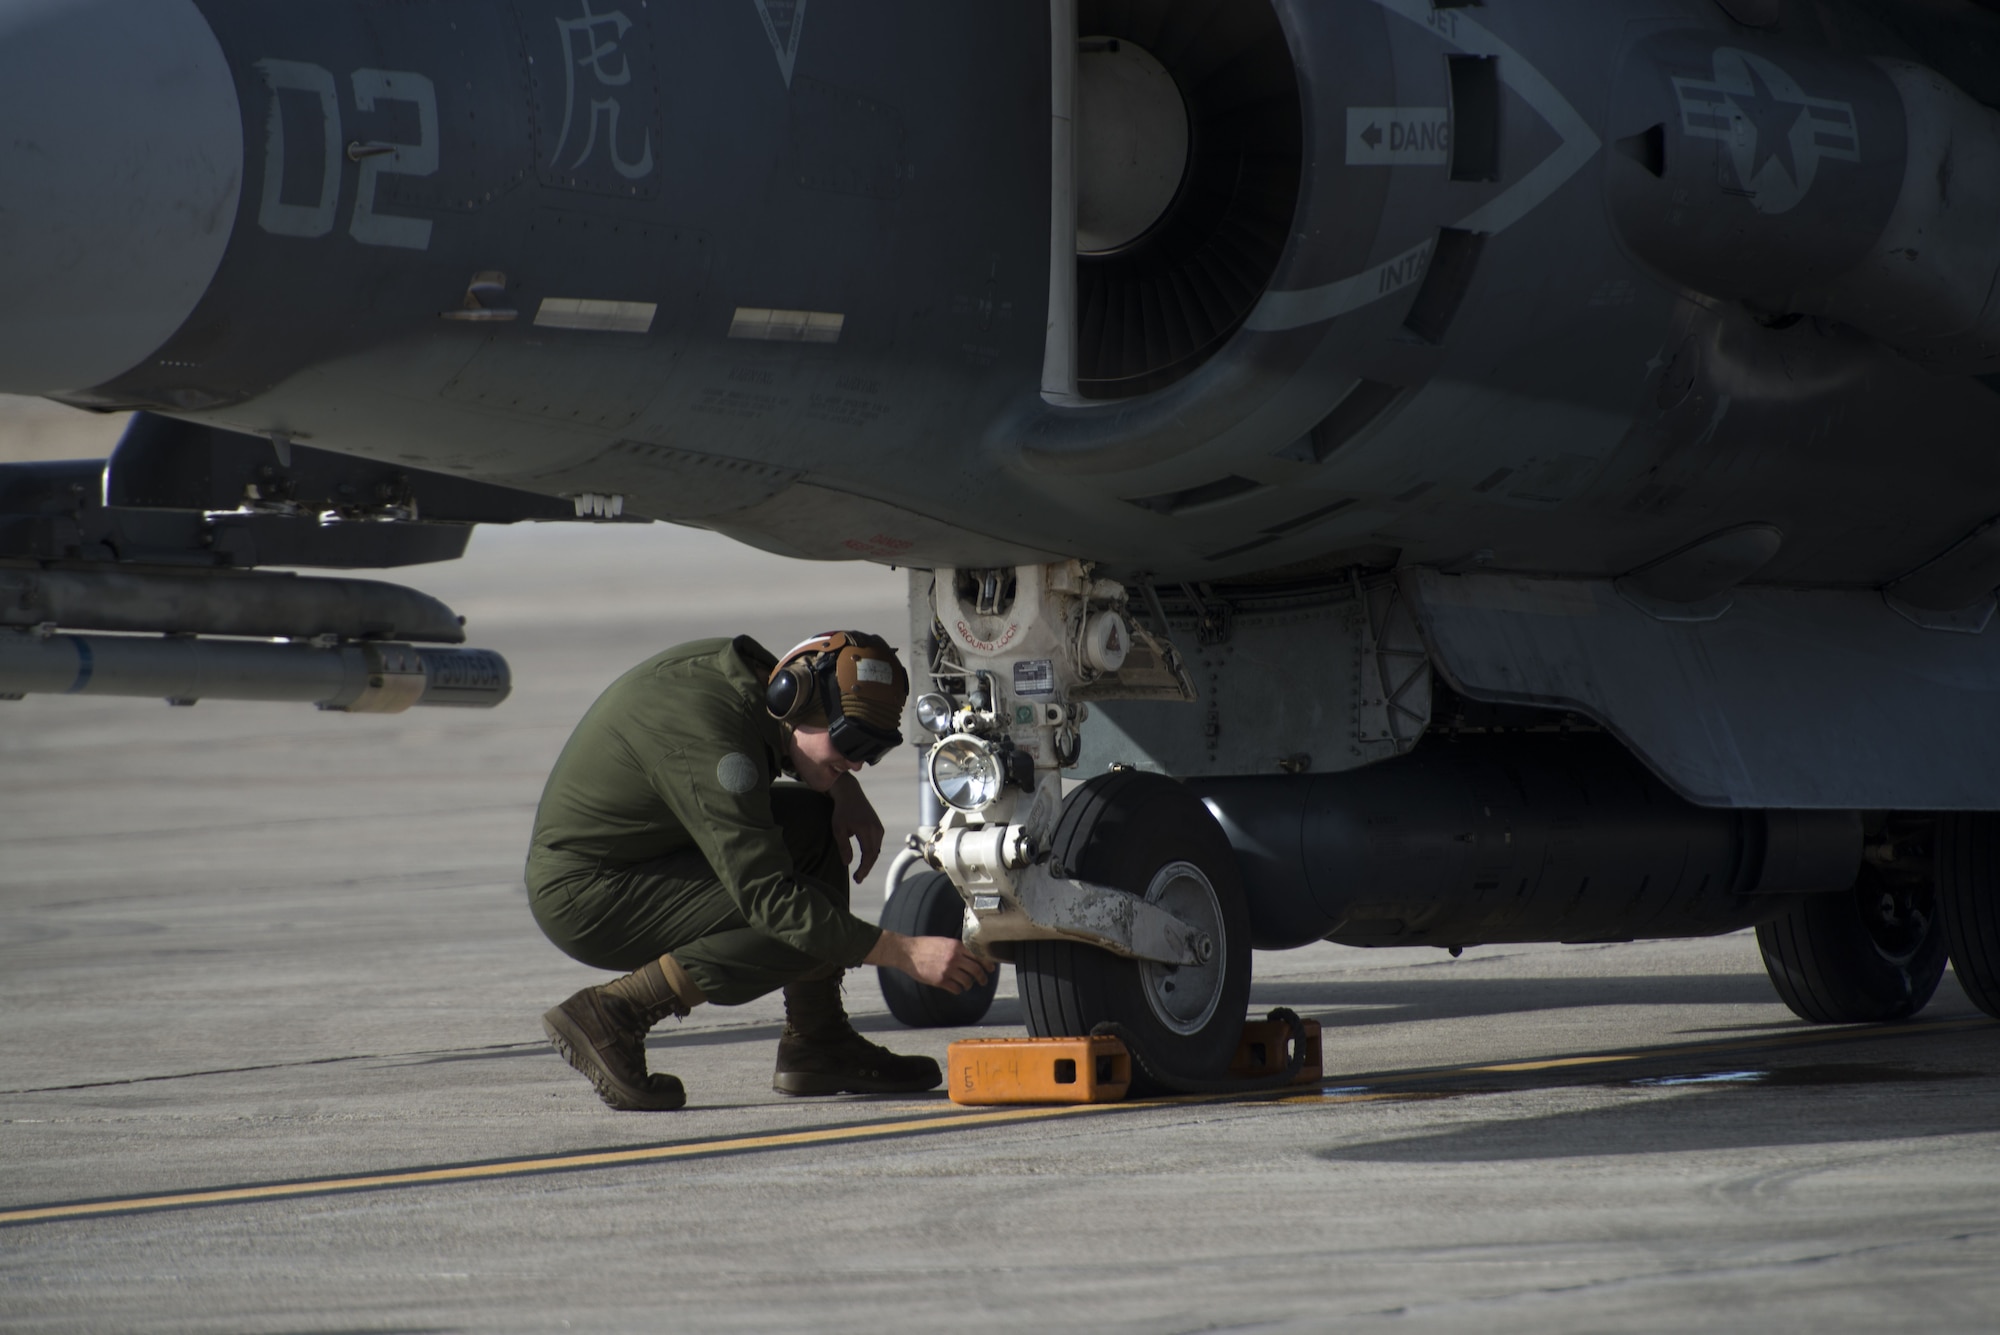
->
[5, 0, 2000, 1077]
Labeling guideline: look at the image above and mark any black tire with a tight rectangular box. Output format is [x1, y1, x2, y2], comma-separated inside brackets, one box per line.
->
[1755, 864, 1947, 1023]
[1016, 770, 1253, 1087]
[1938, 814, 2000, 1020]
[876, 870, 999, 1028]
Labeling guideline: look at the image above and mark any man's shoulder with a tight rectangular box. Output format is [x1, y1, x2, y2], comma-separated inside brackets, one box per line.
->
[628, 636, 775, 683]
[727, 635, 779, 678]
[594, 637, 777, 717]
[580, 638, 779, 774]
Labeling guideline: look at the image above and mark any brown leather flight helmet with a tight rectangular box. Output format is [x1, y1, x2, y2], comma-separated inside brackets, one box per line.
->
[766, 631, 909, 765]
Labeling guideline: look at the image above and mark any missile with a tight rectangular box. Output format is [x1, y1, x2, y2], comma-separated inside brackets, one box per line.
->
[0, 558, 506, 711]
[0, 632, 509, 711]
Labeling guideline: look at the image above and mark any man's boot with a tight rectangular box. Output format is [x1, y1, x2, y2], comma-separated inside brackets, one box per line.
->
[542, 958, 697, 1111]
[772, 974, 942, 1096]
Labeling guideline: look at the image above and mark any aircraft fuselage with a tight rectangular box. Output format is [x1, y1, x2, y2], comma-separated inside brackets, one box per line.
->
[5, 0, 1999, 590]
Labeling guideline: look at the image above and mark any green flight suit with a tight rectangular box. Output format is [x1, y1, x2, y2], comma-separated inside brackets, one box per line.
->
[525, 637, 884, 1006]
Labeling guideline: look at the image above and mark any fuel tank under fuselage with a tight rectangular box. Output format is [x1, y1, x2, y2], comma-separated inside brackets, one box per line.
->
[14, 0, 2000, 586]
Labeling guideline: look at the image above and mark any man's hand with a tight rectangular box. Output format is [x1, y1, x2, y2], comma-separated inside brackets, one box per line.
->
[864, 930, 994, 994]
[828, 771, 885, 884]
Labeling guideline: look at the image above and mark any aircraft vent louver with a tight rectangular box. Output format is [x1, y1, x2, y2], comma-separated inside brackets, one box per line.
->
[1073, 0, 1303, 400]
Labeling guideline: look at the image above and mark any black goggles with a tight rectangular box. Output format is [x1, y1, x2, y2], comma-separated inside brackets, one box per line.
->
[827, 714, 901, 766]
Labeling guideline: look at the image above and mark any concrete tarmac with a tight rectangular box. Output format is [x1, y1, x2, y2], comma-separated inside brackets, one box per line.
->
[3, 400, 2000, 1332]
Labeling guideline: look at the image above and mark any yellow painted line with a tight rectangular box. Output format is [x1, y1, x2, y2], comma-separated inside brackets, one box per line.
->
[6, 1015, 1988, 1228]
[0, 1102, 1131, 1227]
[1470, 1054, 1634, 1074]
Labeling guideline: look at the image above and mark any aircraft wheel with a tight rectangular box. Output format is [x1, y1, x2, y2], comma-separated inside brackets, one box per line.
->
[1938, 814, 2000, 1020]
[877, 869, 999, 1028]
[1016, 771, 1252, 1087]
[1755, 864, 1947, 1023]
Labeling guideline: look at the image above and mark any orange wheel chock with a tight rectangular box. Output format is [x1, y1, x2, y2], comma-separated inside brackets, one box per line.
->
[1229, 1017, 1324, 1085]
[947, 1035, 1132, 1106]
[947, 1016, 1325, 1106]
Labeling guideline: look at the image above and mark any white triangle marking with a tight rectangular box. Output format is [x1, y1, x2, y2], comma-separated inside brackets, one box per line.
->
[753, 0, 808, 88]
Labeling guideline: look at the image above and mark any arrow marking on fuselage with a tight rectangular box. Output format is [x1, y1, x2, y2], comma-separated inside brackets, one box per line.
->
[1246, 0, 1602, 332]
[1347, 107, 1450, 165]
[753, 0, 808, 88]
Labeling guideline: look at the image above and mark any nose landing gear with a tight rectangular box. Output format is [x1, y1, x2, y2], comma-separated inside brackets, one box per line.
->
[885, 563, 1252, 1084]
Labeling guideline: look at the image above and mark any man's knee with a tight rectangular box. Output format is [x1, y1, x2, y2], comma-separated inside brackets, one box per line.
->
[526, 851, 741, 974]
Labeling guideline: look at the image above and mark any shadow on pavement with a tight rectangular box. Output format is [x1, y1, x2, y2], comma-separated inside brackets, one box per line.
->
[1315, 1023, 2000, 1162]
[1316, 1075, 1996, 1162]
[1249, 971, 1784, 1026]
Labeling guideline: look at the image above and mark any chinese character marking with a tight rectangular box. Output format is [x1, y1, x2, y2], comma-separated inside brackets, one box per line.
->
[552, 0, 654, 180]
[1673, 48, 1859, 215]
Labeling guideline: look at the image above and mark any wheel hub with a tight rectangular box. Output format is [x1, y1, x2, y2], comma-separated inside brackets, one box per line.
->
[1855, 866, 1935, 962]
[1138, 860, 1227, 1035]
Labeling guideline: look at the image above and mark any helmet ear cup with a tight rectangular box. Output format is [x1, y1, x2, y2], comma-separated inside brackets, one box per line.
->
[766, 664, 814, 720]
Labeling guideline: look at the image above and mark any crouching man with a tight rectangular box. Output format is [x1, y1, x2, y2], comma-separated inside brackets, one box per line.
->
[526, 631, 990, 1110]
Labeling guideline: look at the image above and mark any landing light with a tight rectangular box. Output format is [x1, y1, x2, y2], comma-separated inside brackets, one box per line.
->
[915, 692, 956, 737]
[929, 734, 1006, 813]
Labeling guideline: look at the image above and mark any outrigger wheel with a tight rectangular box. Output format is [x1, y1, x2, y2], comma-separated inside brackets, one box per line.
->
[877, 869, 1001, 1027]
[1016, 770, 1253, 1089]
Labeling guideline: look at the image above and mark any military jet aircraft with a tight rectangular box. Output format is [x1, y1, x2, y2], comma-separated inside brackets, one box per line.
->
[6, 0, 2000, 1084]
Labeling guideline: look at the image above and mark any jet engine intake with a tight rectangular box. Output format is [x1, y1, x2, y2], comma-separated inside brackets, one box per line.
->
[1061, 0, 1303, 399]
[1192, 735, 1861, 951]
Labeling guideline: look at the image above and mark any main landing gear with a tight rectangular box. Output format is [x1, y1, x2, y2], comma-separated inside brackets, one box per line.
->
[1756, 871, 1948, 1023]
[1755, 817, 1954, 1024]
[1938, 814, 2000, 1020]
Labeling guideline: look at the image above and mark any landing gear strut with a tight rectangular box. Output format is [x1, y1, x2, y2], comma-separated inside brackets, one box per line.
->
[890, 562, 1252, 1081]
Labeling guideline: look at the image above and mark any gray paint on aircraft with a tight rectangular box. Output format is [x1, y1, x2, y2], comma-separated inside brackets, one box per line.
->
[9, 0, 2000, 803]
